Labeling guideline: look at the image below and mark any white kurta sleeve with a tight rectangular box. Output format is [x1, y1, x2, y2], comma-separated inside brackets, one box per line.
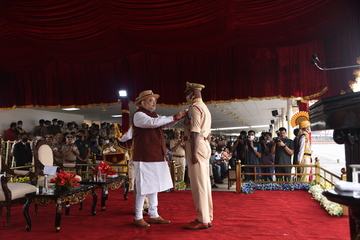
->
[133, 111, 178, 128]
[297, 136, 305, 162]
[119, 126, 133, 142]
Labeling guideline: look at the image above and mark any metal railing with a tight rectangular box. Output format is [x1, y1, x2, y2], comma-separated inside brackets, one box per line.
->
[230, 157, 346, 193]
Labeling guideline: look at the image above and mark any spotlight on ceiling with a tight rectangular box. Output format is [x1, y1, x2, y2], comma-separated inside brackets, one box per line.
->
[119, 90, 127, 97]
[111, 115, 122, 118]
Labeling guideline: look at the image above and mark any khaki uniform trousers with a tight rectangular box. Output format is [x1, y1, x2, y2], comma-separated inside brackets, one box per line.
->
[173, 156, 186, 182]
[186, 141, 213, 223]
[299, 157, 311, 182]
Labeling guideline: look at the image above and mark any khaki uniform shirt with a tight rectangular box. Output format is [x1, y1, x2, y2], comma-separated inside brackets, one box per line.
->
[170, 139, 185, 157]
[60, 144, 77, 162]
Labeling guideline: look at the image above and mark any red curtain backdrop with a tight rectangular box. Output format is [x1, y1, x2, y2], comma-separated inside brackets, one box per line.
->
[0, 0, 359, 109]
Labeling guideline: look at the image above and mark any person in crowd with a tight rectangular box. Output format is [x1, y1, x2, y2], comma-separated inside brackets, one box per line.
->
[132, 89, 185, 228]
[229, 150, 237, 169]
[220, 147, 231, 178]
[226, 136, 235, 151]
[170, 129, 186, 182]
[90, 141, 102, 158]
[209, 136, 218, 150]
[265, 132, 275, 177]
[50, 118, 62, 135]
[108, 124, 116, 138]
[99, 122, 108, 138]
[52, 133, 64, 163]
[242, 130, 262, 181]
[5, 122, 18, 141]
[80, 123, 90, 139]
[271, 127, 294, 181]
[13, 133, 32, 167]
[231, 131, 247, 165]
[291, 112, 312, 182]
[34, 119, 45, 136]
[66, 122, 77, 134]
[60, 135, 80, 171]
[209, 149, 223, 184]
[213, 148, 226, 179]
[183, 82, 213, 230]
[15, 120, 26, 135]
[40, 120, 51, 136]
[90, 123, 100, 140]
[53, 133, 64, 148]
[31, 132, 43, 151]
[208, 150, 219, 188]
[259, 134, 274, 181]
[217, 136, 227, 151]
[45, 134, 54, 144]
[74, 130, 91, 173]
[58, 120, 66, 133]
[293, 128, 300, 166]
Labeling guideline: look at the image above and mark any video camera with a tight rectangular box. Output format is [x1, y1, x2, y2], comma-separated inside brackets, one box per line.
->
[275, 131, 282, 143]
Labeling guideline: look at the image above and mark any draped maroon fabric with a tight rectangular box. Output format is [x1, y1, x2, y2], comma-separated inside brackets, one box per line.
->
[0, 0, 359, 109]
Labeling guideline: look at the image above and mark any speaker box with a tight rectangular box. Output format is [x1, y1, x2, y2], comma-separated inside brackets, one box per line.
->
[271, 110, 278, 117]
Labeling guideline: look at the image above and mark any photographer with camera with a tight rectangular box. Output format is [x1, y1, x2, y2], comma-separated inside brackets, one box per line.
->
[259, 133, 274, 181]
[271, 127, 294, 181]
[241, 130, 262, 180]
[231, 130, 247, 166]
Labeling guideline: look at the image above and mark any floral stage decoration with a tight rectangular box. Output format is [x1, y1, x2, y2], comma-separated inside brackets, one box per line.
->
[241, 181, 314, 194]
[308, 185, 343, 217]
[241, 182, 343, 216]
[50, 170, 80, 189]
[93, 161, 117, 178]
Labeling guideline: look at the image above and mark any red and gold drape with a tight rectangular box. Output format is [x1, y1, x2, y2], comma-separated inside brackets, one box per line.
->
[0, 0, 358, 109]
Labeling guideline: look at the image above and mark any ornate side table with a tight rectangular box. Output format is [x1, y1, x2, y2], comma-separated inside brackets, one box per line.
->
[79, 175, 129, 211]
[24, 185, 97, 232]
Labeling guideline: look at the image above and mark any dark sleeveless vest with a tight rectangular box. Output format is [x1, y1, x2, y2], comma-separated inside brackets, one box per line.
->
[132, 107, 168, 162]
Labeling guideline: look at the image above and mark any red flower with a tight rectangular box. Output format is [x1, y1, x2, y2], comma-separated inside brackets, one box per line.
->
[50, 170, 80, 188]
[93, 161, 117, 177]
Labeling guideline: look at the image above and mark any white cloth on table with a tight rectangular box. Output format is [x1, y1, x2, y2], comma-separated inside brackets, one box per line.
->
[44, 166, 58, 176]
[334, 180, 360, 192]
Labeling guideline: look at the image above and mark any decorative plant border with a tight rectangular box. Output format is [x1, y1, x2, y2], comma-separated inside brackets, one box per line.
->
[241, 182, 343, 216]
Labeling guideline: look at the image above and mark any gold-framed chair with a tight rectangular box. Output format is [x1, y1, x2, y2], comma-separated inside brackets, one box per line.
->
[103, 152, 128, 175]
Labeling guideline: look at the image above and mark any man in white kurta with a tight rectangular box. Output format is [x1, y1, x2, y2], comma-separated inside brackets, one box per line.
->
[132, 90, 186, 228]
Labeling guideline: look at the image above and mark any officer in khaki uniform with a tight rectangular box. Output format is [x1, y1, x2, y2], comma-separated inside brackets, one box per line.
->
[291, 111, 313, 182]
[170, 129, 186, 182]
[183, 82, 213, 230]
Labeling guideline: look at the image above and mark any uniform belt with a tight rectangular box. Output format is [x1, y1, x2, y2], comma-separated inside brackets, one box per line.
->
[64, 159, 76, 163]
[183, 136, 207, 141]
[173, 155, 185, 158]
[304, 153, 312, 156]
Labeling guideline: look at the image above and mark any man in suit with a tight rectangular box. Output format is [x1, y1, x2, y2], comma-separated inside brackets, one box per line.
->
[13, 133, 32, 167]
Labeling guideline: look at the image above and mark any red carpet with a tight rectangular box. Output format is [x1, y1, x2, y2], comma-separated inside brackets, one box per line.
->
[0, 189, 349, 239]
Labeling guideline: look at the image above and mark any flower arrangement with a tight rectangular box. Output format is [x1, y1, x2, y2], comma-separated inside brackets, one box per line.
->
[308, 185, 343, 216]
[241, 181, 314, 194]
[50, 170, 80, 188]
[93, 161, 116, 177]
